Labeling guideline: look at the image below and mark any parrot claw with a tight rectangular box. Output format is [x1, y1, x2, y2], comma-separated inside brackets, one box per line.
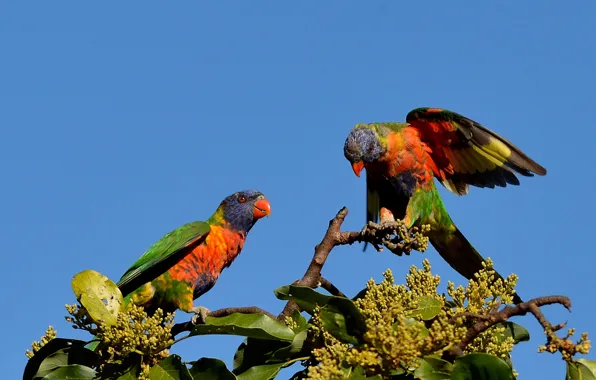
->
[191, 306, 211, 325]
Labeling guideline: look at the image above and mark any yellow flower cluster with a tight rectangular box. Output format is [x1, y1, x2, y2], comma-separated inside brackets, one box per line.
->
[305, 259, 523, 379]
[448, 259, 519, 312]
[98, 304, 174, 379]
[308, 307, 351, 380]
[284, 315, 299, 332]
[409, 224, 431, 252]
[62, 302, 175, 380]
[25, 326, 57, 358]
[446, 259, 518, 358]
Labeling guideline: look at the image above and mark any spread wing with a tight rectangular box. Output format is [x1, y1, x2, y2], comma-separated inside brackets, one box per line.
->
[117, 221, 211, 297]
[405, 107, 547, 195]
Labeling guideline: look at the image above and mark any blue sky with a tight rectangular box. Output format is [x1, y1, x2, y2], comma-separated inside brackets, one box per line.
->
[1, 1, 594, 379]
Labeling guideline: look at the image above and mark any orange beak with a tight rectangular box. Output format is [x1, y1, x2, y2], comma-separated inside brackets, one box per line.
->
[253, 198, 271, 219]
[351, 161, 365, 177]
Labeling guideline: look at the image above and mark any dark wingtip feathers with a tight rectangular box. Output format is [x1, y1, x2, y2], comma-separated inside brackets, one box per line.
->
[453, 112, 547, 178]
[505, 148, 547, 177]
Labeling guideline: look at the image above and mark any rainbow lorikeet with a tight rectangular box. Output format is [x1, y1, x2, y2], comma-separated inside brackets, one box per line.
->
[343, 108, 546, 303]
[115, 190, 271, 318]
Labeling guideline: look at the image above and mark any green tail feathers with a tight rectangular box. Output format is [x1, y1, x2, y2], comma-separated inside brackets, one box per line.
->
[430, 225, 523, 304]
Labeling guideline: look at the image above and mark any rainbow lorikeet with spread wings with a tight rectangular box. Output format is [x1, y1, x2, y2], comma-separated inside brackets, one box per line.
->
[343, 108, 546, 303]
[116, 190, 271, 317]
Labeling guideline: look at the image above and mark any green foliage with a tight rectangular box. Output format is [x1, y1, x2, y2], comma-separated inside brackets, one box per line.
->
[24, 261, 593, 380]
[413, 355, 452, 379]
[24, 269, 310, 380]
[451, 353, 514, 380]
[497, 322, 530, 345]
[567, 359, 596, 380]
[40, 364, 97, 379]
[288, 260, 584, 379]
[190, 313, 296, 342]
[188, 358, 237, 380]
[23, 338, 97, 380]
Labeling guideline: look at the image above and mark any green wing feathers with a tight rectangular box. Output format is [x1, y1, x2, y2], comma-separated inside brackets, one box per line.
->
[117, 221, 211, 297]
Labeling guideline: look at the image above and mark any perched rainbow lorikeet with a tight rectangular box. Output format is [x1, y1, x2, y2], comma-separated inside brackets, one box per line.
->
[343, 108, 546, 303]
[116, 190, 271, 318]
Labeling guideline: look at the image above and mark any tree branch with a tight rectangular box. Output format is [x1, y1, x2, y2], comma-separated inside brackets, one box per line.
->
[319, 276, 347, 298]
[277, 207, 351, 320]
[276, 207, 427, 321]
[446, 295, 572, 358]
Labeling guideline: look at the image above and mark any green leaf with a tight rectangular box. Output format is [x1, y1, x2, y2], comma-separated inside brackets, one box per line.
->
[349, 373, 383, 379]
[401, 317, 430, 339]
[234, 338, 252, 372]
[390, 367, 406, 375]
[24, 338, 90, 380]
[67, 345, 98, 369]
[407, 296, 442, 321]
[567, 359, 596, 380]
[391, 374, 417, 379]
[71, 269, 124, 326]
[34, 349, 68, 379]
[451, 353, 514, 380]
[289, 310, 309, 333]
[190, 313, 295, 342]
[148, 355, 192, 380]
[319, 297, 367, 344]
[319, 306, 358, 344]
[346, 365, 383, 379]
[270, 330, 309, 361]
[414, 355, 453, 379]
[235, 363, 286, 380]
[274, 285, 332, 314]
[275, 286, 367, 343]
[188, 358, 236, 380]
[496, 322, 530, 344]
[116, 364, 141, 380]
[33, 345, 97, 379]
[33, 346, 98, 379]
[233, 338, 290, 374]
[40, 364, 96, 380]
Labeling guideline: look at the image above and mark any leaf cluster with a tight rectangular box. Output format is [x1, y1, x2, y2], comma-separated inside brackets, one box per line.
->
[23, 257, 595, 380]
[24, 269, 308, 380]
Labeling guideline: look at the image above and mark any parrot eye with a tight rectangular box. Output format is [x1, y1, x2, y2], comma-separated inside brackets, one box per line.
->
[238, 195, 246, 203]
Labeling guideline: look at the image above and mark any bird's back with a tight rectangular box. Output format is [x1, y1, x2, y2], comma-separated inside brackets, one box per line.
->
[125, 224, 246, 312]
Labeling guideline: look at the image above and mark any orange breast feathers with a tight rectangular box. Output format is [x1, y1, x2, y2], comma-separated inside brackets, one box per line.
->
[382, 127, 439, 185]
[168, 225, 246, 282]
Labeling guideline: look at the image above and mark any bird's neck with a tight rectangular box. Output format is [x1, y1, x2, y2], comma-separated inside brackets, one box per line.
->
[207, 207, 227, 227]
[208, 206, 255, 234]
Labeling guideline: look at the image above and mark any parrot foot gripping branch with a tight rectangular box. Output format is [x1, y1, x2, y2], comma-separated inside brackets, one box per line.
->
[359, 219, 431, 256]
